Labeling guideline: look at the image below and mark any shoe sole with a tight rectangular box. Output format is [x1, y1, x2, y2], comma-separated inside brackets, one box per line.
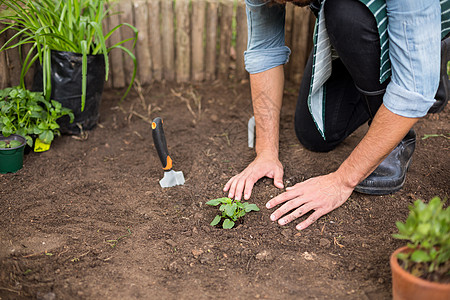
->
[354, 158, 413, 196]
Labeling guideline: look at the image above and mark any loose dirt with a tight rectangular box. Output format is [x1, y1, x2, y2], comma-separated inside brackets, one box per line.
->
[0, 80, 448, 299]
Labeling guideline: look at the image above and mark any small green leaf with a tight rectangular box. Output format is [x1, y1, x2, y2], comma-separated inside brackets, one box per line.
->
[9, 140, 22, 148]
[210, 215, 221, 226]
[392, 234, 409, 240]
[244, 203, 260, 212]
[225, 203, 237, 218]
[396, 252, 409, 261]
[223, 219, 235, 229]
[51, 100, 62, 110]
[236, 209, 246, 219]
[206, 198, 224, 206]
[410, 250, 431, 263]
[39, 130, 54, 144]
[235, 201, 244, 209]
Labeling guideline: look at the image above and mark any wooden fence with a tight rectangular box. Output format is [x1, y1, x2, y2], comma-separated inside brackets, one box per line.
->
[0, 0, 315, 90]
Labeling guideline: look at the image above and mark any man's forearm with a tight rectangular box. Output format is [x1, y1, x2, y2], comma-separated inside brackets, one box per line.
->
[250, 65, 285, 156]
[336, 104, 419, 188]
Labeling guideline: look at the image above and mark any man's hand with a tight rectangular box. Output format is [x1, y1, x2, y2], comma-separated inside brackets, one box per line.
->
[224, 66, 285, 201]
[266, 172, 353, 230]
[224, 151, 284, 201]
[266, 105, 418, 231]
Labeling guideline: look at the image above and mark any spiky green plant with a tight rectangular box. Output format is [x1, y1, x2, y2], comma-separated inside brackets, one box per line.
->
[0, 0, 138, 111]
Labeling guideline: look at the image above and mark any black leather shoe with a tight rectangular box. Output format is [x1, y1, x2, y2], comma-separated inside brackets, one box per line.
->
[354, 129, 416, 195]
[428, 35, 449, 114]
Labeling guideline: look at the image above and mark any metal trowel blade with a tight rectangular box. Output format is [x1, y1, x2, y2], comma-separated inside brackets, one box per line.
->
[159, 169, 185, 188]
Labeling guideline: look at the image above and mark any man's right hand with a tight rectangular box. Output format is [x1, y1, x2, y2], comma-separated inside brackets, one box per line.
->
[223, 151, 284, 201]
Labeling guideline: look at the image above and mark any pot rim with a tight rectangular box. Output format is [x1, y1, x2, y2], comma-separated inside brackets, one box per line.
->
[0, 134, 26, 150]
[390, 246, 450, 288]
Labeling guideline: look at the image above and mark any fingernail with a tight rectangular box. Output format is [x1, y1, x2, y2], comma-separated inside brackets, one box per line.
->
[279, 219, 286, 225]
[244, 194, 249, 200]
[228, 194, 233, 198]
[270, 214, 276, 221]
[296, 225, 302, 230]
[286, 186, 292, 190]
[266, 203, 271, 209]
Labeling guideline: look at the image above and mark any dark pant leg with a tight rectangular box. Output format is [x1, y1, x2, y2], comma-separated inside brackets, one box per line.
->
[295, 0, 387, 152]
[295, 53, 369, 152]
[325, 0, 390, 116]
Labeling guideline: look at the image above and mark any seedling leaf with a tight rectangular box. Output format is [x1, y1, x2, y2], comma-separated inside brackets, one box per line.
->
[206, 198, 226, 206]
[210, 215, 221, 226]
[411, 250, 430, 263]
[244, 203, 260, 212]
[223, 219, 235, 229]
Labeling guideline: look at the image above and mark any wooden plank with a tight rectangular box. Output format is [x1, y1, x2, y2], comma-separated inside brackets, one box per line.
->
[5, 28, 21, 86]
[218, 0, 233, 80]
[148, 0, 163, 81]
[289, 6, 310, 83]
[161, 0, 175, 81]
[107, 4, 126, 88]
[22, 43, 34, 89]
[205, 0, 219, 81]
[133, 0, 152, 85]
[119, 0, 137, 86]
[175, 0, 190, 82]
[0, 24, 9, 89]
[191, 0, 206, 81]
[307, 11, 316, 58]
[284, 3, 294, 80]
[235, 0, 248, 81]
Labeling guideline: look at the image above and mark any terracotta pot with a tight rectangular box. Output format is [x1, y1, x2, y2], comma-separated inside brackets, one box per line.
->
[390, 246, 450, 300]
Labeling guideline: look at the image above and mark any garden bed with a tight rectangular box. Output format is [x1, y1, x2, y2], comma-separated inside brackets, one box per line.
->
[0, 81, 448, 299]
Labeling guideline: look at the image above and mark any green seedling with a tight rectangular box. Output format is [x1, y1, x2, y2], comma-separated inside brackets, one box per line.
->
[106, 228, 132, 248]
[393, 197, 450, 276]
[206, 197, 260, 229]
[421, 134, 450, 140]
[0, 139, 22, 149]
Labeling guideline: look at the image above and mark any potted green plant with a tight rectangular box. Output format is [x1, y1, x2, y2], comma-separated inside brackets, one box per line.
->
[0, 0, 138, 134]
[0, 86, 74, 151]
[0, 133, 26, 173]
[391, 196, 450, 300]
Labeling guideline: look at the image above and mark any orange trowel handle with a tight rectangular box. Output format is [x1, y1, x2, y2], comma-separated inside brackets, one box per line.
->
[152, 117, 173, 171]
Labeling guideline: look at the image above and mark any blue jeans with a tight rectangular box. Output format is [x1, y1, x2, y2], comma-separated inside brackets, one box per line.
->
[294, 0, 441, 151]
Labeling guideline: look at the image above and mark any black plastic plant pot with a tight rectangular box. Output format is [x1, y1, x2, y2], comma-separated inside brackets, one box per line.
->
[0, 134, 26, 174]
[32, 50, 106, 135]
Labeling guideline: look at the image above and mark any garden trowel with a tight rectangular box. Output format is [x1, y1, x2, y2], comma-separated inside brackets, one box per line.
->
[152, 117, 185, 188]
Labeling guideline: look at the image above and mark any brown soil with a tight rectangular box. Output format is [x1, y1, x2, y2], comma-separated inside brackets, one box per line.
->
[0, 81, 449, 300]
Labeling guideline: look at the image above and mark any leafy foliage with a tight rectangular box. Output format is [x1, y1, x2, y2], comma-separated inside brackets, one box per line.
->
[206, 197, 260, 229]
[0, 139, 22, 149]
[393, 197, 450, 276]
[0, 86, 74, 147]
[0, 0, 138, 110]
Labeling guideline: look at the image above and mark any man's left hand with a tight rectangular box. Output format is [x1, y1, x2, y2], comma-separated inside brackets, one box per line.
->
[266, 172, 354, 230]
